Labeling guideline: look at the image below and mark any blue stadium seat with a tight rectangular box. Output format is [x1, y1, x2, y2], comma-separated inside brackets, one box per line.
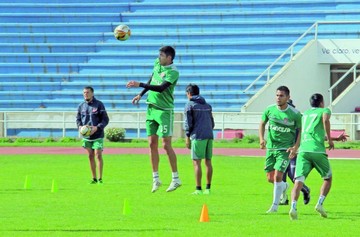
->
[0, 0, 359, 112]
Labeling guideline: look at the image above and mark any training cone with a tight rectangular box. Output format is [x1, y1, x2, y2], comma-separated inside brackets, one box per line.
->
[24, 175, 31, 190]
[199, 204, 210, 222]
[51, 179, 58, 193]
[123, 198, 132, 215]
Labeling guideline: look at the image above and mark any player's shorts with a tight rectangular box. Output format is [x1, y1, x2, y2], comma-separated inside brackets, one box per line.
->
[264, 150, 290, 173]
[295, 152, 332, 179]
[146, 105, 174, 137]
[82, 138, 104, 150]
[191, 139, 213, 160]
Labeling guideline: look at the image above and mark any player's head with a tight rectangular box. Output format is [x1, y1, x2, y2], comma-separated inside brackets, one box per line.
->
[275, 85, 290, 107]
[186, 83, 200, 98]
[159, 46, 176, 66]
[83, 86, 94, 102]
[309, 93, 324, 108]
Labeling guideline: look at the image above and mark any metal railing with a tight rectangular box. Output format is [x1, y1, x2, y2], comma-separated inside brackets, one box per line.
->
[1, 111, 359, 140]
[328, 61, 360, 107]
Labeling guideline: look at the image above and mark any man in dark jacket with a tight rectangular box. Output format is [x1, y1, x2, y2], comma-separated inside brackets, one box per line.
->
[76, 86, 109, 184]
[184, 84, 215, 195]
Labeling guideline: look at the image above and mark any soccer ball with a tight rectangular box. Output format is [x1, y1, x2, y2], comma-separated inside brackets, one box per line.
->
[114, 24, 131, 41]
[80, 125, 92, 137]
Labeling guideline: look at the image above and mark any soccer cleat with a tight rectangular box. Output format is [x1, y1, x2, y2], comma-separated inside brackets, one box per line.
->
[89, 180, 97, 184]
[98, 179, 103, 184]
[203, 189, 211, 195]
[266, 205, 278, 213]
[280, 182, 289, 205]
[315, 204, 328, 218]
[151, 180, 162, 193]
[303, 187, 311, 205]
[289, 208, 298, 220]
[192, 190, 203, 195]
[166, 180, 182, 192]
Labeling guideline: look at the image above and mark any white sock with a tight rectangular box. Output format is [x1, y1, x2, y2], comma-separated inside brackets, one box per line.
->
[291, 200, 297, 210]
[273, 182, 283, 206]
[172, 172, 179, 180]
[318, 195, 326, 205]
[152, 172, 159, 181]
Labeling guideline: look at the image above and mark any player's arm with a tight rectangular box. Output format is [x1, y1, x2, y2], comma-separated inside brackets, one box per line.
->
[184, 105, 193, 149]
[323, 112, 334, 150]
[288, 128, 301, 159]
[139, 81, 172, 93]
[76, 105, 83, 131]
[138, 74, 152, 97]
[259, 120, 267, 149]
[96, 103, 109, 130]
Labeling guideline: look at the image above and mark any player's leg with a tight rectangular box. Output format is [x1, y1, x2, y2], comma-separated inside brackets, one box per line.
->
[266, 151, 289, 213]
[191, 139, 203, 194]
[280, 165, 290, 205]
[264, 150, 276, 183]
[204, 159, 212, 195]
[289, 157, 311, 204]
[94, 149, 103, 183]
[146, 110, 162, 192]
[289, 179, 303, 220]
[287, 156, 296, 182]
[264, 151, 276, 212]
[83, 140, 97, 183]
[156, 109, 181, 192]
[164, 137, 182, 192]
[289, 152, 312, 220]
[203, 140, 213, 195]
[148, 134, 160, 172]
[148, 134, 162, 192]
[192, 159, 202, 195]
[162, 136, 178, 172]
[92, 139, 104, 183]
[313, 153, 332, 218]
[163, 136, 182, 192]
[315, 177, 332, 218]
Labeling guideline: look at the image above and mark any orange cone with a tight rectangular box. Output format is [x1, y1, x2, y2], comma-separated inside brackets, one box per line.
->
[199, 204, 209, 222]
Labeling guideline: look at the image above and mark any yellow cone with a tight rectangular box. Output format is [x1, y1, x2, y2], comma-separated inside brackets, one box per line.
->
[51, 179, 58, 193]
[123, 198, 132, 215]
[24, 175, 31, 190]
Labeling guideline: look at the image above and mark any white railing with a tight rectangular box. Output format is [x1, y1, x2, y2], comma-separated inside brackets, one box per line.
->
[243, 21, 360, 94]
[1, 111, 359, 140]
[328, 61, 360, 107]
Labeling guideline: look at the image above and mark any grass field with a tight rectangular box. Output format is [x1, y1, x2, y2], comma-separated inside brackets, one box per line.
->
[1, 153, 360, 237]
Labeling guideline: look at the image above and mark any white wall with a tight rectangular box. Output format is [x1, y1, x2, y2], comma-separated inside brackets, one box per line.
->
[242, 40, 330, 113]
[317, 39, 360, 63]
[242, 39, 360, 113]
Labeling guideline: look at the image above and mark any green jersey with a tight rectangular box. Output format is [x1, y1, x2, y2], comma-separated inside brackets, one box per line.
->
[299, 107, 331, 154]
[146, 58, 179, 110]
[262, 104, 302, 150]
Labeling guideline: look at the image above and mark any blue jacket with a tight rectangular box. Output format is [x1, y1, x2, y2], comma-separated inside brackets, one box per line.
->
[76, 97, 109, 140]
[184, 95, 214, 140]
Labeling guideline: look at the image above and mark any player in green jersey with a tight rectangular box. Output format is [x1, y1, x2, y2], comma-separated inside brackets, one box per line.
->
[259, 86, 302, 213]
[289, 93, 334, 220]
[126, 46, 181, 193]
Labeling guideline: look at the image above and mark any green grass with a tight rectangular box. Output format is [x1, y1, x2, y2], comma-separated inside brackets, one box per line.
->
[1, 154, 360, 237]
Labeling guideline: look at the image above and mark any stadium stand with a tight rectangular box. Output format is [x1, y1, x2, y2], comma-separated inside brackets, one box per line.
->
[0, 0, 360, 112]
